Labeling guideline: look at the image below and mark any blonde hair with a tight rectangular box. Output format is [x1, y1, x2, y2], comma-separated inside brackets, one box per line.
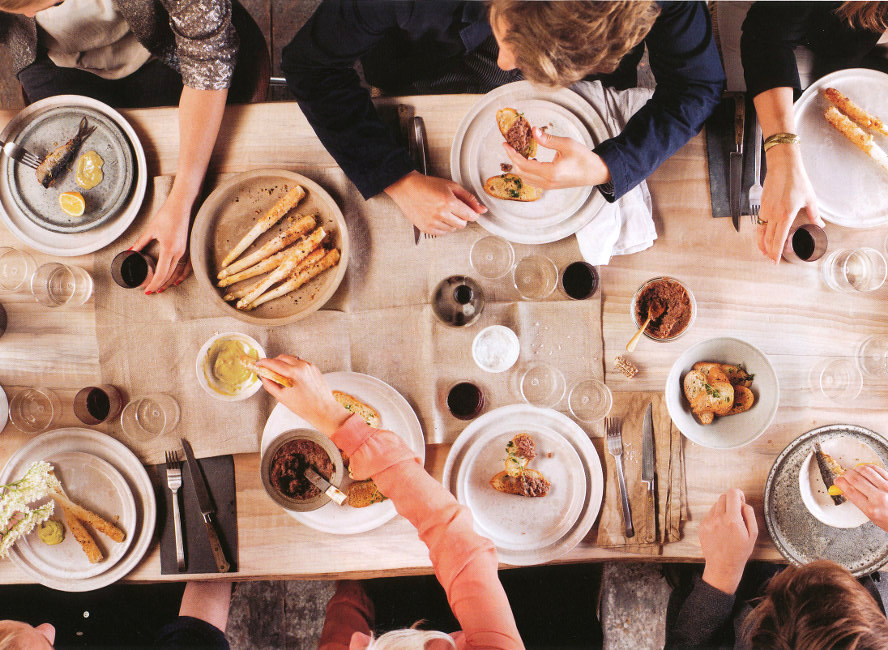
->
[836, 2, 888, 32]
[491, 0, 661, 87]
[366, 629, 457, 650]
[0, 0, 43, 9]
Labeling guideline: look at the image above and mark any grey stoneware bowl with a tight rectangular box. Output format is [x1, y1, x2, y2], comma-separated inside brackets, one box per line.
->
[260, 428, 345, 512]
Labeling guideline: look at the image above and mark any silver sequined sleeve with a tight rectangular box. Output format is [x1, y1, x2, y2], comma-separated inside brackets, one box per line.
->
[160, 0, 238, 90]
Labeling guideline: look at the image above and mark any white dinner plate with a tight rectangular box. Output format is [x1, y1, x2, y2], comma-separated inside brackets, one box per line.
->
[0, 95, 147, 256]
[443, 404, 603, 566]
[0, 428, 156, 591]
[795, 69, 888, 228]
[451, 81, 609, 244]
[260, 371, 425, 535]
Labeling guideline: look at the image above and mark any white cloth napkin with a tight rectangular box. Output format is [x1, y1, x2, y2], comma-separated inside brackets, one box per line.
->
[571, 81, 658, 265]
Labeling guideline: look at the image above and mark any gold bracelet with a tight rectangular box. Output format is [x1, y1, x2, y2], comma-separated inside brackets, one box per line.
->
[763, 132, 801, 152]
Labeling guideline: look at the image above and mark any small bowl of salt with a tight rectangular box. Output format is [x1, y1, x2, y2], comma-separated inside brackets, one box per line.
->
[472, 325, 520, 373]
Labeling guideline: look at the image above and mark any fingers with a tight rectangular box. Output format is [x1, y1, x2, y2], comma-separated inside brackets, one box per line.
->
[531, 127, 569, 152]
[725, 488, 743, 517]
[259, 375, 285, 399]
[804, 198, 824, 227]
[130, 231, 155, 253]
[767, 216, 793, 264]
[835, 473, 867, 505]
[713, 492, 727, 514]
[741, 503, 758, 539]
[857, 464, 888, 490]
[170, 258, 192, 288]
[867, 464, 888, 483]
[450, 184, 487, 216]
[145, 251, 175, 294]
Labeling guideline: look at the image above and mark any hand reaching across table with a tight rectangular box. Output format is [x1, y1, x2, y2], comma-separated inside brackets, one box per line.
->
[502, 127, 612, 190]
[130, 192, 193, 294]
[700, 488, 758, 595]
[384, 171, 487, 236]
[834, 465, 888, 532]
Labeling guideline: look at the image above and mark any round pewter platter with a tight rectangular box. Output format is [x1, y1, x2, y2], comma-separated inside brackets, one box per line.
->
[764, 424, 888, 576]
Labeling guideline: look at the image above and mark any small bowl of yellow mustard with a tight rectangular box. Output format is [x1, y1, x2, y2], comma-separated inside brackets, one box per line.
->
[196, 332, 266, 401]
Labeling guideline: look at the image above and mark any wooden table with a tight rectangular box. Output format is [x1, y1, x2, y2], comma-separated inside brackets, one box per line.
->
[1, 97, 887, 584]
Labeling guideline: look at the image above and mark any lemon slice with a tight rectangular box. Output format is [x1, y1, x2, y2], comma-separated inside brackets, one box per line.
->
[59, 191, 86, 217]
[75, 151, 104, 190]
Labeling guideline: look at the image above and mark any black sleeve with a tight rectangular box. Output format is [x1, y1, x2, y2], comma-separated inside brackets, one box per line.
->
[281, 0, 416, 200]
[593, 1, 725, 201]
[154, 616, 229, 649]
[666, 574, 737, 648]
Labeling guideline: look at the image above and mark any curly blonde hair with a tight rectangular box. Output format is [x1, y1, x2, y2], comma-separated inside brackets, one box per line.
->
[835, 1, 888, 32]
[491, 0, 661, 87]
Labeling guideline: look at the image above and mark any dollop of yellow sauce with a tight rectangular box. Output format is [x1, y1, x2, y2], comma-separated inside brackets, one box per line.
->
[76, 151, 104, 190]
[37, 519, 64, 545]
[205, 339, 258, 396]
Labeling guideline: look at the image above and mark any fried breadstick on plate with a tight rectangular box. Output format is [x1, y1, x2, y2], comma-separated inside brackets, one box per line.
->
[223, 247, 326, 302]
[219, 226, 326, 289]
[246, 248, 341, 310]
[51, 491, 126, 543]
[237, 354, 294, 387]
[220, 184, 306, 268]
[824, 105, 888, 175]
[824, 88, 888, 137]
[61, 504, 103, 563]
[217, 214, 316, 280]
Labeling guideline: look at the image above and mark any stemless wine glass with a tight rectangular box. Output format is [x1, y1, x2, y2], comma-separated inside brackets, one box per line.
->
[0, 247, 36, 292]
[31, 263, 94, 307]
[446, 382, 485, 420]
[809, 358, 863, 404]
[73, 385, 124, 425]
[470, 236, 515, 279]
[781, 223, 828, 264]
[858, 335, 888, 379]
[9, 388, 62, 434]
[513, 255, 558, 300]
[110, 250, 155, 289]
[519, 363, 566, 408]
[821, 248, 887, 293]
[120, 394, 181, 443]
[568, 379, 613, 423]
[559, 261, 599, 300]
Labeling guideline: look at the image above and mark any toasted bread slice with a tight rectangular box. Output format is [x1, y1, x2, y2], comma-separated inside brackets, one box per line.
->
[490, 468, 551, 497]
[333, 391, 381, 428]
[346, 479, 387, 508]
[726, 385, 755, 415]
[496, 108, 537, 158]
[694, 411, 715, 425]
[721, 363, 754, 388]
[484, 174, 543, 202]
[684, 368, 734, 416]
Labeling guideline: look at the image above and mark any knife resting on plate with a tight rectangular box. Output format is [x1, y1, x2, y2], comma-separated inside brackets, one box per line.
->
[181, 438, 230, 573]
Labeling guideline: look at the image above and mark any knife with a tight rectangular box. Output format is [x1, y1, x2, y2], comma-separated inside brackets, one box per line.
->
[729, 94, 746, 232]
[408, 116, 431, 244]
[641, 402, 658, 544]
[180, 438, 230, 573]
[304, 468, 348, 506]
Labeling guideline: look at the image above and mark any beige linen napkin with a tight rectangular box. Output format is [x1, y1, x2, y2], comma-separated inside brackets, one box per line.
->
[596, 392, 685, 553]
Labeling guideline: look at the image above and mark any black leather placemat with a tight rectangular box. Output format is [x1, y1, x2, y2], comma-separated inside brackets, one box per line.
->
[151, 455, 238, 574]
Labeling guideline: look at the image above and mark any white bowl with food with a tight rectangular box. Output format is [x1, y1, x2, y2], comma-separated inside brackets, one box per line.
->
[196, 332, 266, 402]
[665, 337, 779, 449]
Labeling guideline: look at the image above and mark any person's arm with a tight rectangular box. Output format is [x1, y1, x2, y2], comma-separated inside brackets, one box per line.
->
[154, 581, 232, 648]
[258, 356, 524, 649]
[281, 1, 486, 234]
[835, 465, 888, 533]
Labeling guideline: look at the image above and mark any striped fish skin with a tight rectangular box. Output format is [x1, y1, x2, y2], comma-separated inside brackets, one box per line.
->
[35, 117, 96, 188]
[814, 441, 847, 506]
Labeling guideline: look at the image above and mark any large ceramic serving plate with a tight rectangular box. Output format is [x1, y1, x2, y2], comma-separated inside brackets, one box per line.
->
[0, 428, 156, 591]
[451, 81, 609, 244]
[190, 169, 350, 326]
[443, 404, 603, 566]
[764, 424, 888, 576]
[0, 95, 147, 255]
[260, 372, 424, 534]
[795, 69, 888, 228]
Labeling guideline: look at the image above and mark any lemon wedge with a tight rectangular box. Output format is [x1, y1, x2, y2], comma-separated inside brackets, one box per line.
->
[828, 485, 844, 496]
[59, 191, 86, 217]
[75, 151, 104, 190]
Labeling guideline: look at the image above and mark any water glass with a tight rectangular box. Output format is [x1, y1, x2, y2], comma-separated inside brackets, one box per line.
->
[0, 247, 36, 292]
[821, 248, 887, 293]
[809, 358, 862, 404]
[121, 394, 180, 442]
[9, 388, 62, 434]
[31, 263, 93, 307]
[513, 255, 557, 300]
[74, 384, 123, 425]
[519, 363, 565, 408]
[858, 335, 888, 379]
[470, 236, 514, 279]
[568, 379, 613, 423]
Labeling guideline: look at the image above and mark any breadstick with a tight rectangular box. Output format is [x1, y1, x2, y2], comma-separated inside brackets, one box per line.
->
[233, 247, 326, 305]
[218, 226, 326, 288]
[220, 185, 306, 268]
[217, 214, 316, 280]
[824, 106, 888, 175]
[51, 492, 126, 543]
[824, 88, 888, 137]
[61, 505, 103, 563]
[246, 248, 341, 310]
[237, 354, 294, 387]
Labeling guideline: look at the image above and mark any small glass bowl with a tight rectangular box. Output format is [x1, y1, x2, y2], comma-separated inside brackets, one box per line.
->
[630, 276, 697, 343]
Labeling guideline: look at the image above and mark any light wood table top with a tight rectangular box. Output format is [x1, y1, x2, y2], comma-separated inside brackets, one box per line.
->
[0, 97, 887, 583]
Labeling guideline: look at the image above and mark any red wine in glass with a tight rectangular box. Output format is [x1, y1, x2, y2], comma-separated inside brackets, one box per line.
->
[74, 385, 123, 425]
[561, 262, 599, 300]
[447, 382, 485, 420]
[111, 250, 155, 288]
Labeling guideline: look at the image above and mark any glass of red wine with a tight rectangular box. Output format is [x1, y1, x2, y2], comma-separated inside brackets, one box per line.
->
[446, 382, 485, 420]
[781, 223, 828, 264]
[111, 250, 155, 289]
[559, 262, 599, 300]
[74, 384, 123, 425]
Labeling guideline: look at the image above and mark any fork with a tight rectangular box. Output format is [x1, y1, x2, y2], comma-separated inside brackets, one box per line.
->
[1, 139, 42, 170]
[748, 119, 763, 225]
[605, 417, 635, 538]
[165, 450, 186, 572]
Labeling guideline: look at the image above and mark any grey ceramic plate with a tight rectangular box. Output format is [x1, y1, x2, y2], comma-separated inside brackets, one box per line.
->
[7, 105, 135, 233]
[764, 424, 888, 576]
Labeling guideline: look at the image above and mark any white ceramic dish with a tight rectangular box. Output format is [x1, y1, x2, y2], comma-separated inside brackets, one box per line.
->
[472, 325, 520, 373]
[665, 337, 779, 449]
[260, 371, 425, 535]
[795, 69, 888, 228]
[0, 384, 9, 429]
[443, 404, 603, 566]
[799, 436, 884, 529]
[195, 332, 266, 401]
[0, 428, 156, 591]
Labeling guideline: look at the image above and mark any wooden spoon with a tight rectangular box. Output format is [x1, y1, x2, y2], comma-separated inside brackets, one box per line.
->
[626, 300, 665, 352]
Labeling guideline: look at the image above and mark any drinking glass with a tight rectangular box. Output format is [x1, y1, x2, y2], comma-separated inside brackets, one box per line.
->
[513, 255, 557, 300]
[110, 250, 155, 289]
[519, 363, 565, 408]
[821, 248, 887, 293]
[857, 335, 888, 379]
[568, 379, 613, 423]
[31, 263, 93, 307]
[559, 261, 599, 300]
[781, 223, 828, 264]
[470, 236, 514, 279]
[73, 384, 123, 425]
[121, 394, 180, 442]
[0, 247, 36, 292]
[446, 382, 485, 420]
[809, 358, 862, 404]
[9, 388, 62, 434]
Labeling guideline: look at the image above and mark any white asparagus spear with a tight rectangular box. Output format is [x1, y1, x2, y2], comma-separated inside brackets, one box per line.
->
[824, 106, 888, 175]
[235, 252, 307, 309]
[220, 184, 306, 268]
[244, 248, 341, 310]
[223, 246, 326, 302]
[217, 214, 316, 280]
[218, 226, 326, 288]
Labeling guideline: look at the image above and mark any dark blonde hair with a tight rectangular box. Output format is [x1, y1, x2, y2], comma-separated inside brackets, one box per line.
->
[491, 1, 660, 87]
[742, 561, 888, 650]
[836, 1, 888, 32]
